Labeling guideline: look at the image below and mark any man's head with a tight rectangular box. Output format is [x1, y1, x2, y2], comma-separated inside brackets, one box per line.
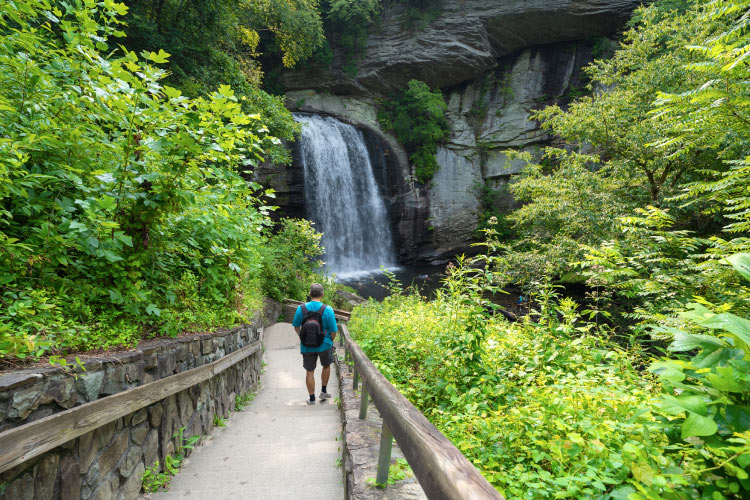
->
[309, 283, 324, 299]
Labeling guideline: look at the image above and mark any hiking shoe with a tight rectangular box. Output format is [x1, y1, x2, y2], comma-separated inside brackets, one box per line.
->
[306, 399, 316, 405]
[319, 392, 331, 401]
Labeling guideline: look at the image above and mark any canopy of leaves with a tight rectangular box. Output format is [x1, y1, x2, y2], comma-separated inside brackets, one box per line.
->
[0, 0, 320, 360]
[501, 0, 748, 299]
[122, 0, 325, 165]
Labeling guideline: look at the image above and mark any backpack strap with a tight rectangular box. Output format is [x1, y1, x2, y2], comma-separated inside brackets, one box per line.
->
[300, 303, 308, 317]
[317, 304, 327, 331]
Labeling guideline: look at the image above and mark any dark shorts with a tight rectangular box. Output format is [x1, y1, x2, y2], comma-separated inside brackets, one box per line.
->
[302, 347, 334, 371]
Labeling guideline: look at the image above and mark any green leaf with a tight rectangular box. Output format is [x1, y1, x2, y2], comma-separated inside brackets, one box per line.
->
[705, 367, 743, 392]
[681, 413, 718, 439]
[702, 313, 750, 348]
[680, 303, 716, 323]
[163, 86, 182, 99]
[609, 486, 635, 500]
[100, 250, 123, 262]
[145, 304, 161, 316]
[662, 327, 727, 352]
[724, 405, 750, 432]
[98, 195, 116, 210]
[115, 232, 133, 247]
[738, 454, 750, 469]
[661, 395, 708, 416]
[727, 253, 750, 281]
[630, 462, 654, 486]
[649, 361, 686, 382]
[146, 49, 170, 64]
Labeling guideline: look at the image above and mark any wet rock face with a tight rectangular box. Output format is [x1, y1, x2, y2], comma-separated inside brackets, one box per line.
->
[283, 0, 639, 95]
[282, 42, 595, 262]
[274, 2, 638, 263]
[425, 42, 595, 257]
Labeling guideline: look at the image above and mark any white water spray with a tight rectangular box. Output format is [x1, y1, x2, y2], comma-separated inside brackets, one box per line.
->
[295, 114, 397, 277]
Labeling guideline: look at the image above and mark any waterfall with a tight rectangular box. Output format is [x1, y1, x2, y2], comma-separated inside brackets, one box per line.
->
[294, 113, 397, 277]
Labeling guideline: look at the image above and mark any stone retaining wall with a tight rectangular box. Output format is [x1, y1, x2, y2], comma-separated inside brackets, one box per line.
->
[0, 300, 281, 500]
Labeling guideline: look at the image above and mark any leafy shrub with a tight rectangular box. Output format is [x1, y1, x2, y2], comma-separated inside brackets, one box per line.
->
[349, 231, 750, 498]
[260, 219, 323, 302]
[348, 236, 659, 499]
[638, 253, 750, 499]
[583, 207, 750, 327]
[377, 80, 450, 183]
[0, 0, 313, 360]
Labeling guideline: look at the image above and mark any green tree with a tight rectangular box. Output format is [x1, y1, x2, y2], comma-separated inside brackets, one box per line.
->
[501, 0, 734, 284]
[377, 79, 450, 183]
[652, 0, 750, 235]
[123, 0, 326, 165]
[0, 0, 319, 359]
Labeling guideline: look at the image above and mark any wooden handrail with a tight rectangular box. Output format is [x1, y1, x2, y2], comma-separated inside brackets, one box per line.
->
[0, 337, 263, 474]
[341, 324, 504, 500]
[284, 299, 351, 321]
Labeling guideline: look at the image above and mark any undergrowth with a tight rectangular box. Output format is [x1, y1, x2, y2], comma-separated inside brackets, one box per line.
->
[349, 226, 750, 499]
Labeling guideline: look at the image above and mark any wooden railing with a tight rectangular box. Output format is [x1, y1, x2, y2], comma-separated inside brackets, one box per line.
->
[283, 298, 352, 322]
[0, 336, 262, 474]
[338, 322, 504, 500]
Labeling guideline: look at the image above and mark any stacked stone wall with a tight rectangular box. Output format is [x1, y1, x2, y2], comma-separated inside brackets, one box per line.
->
[0, 300, 281, 500]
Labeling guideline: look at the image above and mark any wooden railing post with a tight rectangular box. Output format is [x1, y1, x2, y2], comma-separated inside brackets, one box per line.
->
[353, 366, 359, 390]
[359, 381, 369, 420]
[376, 423, 394, 487]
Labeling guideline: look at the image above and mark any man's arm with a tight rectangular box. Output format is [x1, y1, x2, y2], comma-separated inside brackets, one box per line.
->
[292, 306, 303, 338]
[327, 307, 338, 342]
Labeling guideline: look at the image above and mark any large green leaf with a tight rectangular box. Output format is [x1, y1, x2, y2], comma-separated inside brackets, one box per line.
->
[660, 327, 727, 352]
[701, 313, 750, 348]
[661, 394, 708, 416]
[680, 303, 716, 323]
[681, 413, 718, 439]
[724, 405, 750, 431]
[727, 253, 750, 281]
[693, 345, 743, 369]
[705, 366, 744, 392]
[653, 366, 686, 382]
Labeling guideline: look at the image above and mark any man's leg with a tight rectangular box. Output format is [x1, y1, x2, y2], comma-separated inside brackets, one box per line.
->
[306, 370, 315, 395]
[319, 348, 333, 399]
[303, 353, 317, 404]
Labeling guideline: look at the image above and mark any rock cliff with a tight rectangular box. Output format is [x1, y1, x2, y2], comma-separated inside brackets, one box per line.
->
[283, 0, 639, 96]
[267, 1, 637, 263]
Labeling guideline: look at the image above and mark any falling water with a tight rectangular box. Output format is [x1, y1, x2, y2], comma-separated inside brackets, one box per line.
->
[295, 114, 397, 277]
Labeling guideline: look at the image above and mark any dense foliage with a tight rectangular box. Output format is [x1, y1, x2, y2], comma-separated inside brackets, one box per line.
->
[350, 0, 750, 498]
[122, 0, 325, 165]
[350, 239, 750, 499]
[501, 0, 748, 294]
[377, 79, 450, 183]
[351, 263, 657, 498]
[0, 0, 321, 360]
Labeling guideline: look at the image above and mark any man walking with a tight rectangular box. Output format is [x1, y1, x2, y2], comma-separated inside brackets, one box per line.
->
[292, 283, 338, 404]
